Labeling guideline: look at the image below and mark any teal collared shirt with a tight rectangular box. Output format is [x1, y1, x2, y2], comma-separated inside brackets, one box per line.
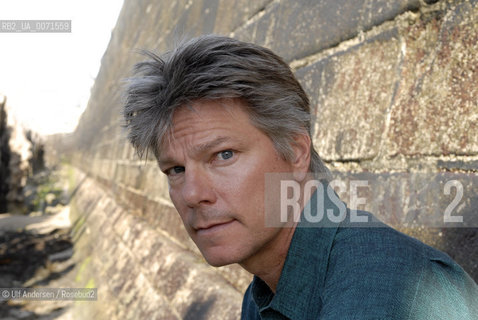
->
[241, 191, 478, 319]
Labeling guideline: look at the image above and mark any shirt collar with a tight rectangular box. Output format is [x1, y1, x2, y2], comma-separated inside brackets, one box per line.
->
[251, 187, 341, 319]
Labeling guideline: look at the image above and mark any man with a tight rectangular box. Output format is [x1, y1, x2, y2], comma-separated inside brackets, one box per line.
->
[123, 35, 478, 319]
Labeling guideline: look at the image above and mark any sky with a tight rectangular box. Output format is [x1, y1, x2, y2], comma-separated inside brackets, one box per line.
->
[0, 0, 124, 135]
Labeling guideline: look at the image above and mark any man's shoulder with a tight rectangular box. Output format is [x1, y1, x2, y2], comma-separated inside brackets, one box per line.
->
[241, 218, 478, 319]
[320, 214, 478, 319]
[333, 215, 451, 262]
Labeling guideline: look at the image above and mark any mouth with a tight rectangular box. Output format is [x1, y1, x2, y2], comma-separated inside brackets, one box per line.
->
[195, 220, 236, 235]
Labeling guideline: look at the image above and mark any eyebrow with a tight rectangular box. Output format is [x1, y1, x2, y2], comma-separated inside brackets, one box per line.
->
[158, 136, 232, 167]
[192, 136, 231, 154]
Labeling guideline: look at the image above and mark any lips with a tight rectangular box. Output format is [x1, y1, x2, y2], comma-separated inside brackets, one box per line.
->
[195, 220, 235, 234]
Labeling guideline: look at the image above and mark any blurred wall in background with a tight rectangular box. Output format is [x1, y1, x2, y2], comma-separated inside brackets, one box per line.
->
[45, 0, 478, 318]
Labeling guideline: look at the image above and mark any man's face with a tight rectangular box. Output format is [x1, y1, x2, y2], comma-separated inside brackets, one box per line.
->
[158, 99, 296, 267]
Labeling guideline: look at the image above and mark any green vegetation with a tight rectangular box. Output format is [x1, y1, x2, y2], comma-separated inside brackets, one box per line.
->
[29, 173, 63, 212]
[75, 256, 92, 284]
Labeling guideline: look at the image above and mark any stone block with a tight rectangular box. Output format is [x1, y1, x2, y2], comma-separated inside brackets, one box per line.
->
[388, 1, 478, 156]
[296, 29, 401, 160]
[330, 171, 478, 228]
[114, 207, 135, 242]
[113, 163, 143, 189]
[124, 214, 146, 248]
[362, 0, 420, 28]
[154, 249, 198, 300]
[170, 263, 242, 320]
[141, 0, 221, 51]
[107, 242, 137, 296]
[96, 159, 116, 184]
[115, 183, 146, 213]
[140, 162, 171, 202]
[149, 204, 198, 253]
[232, 1, 279, 49]
[175, 0, 220, 36]
[234, 0, 422, 62]
[216, 263, 253, 293]
[213, 0, 271, 34]
[136, 278, 179, 319]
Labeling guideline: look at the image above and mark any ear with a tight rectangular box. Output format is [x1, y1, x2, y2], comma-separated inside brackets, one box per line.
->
[290, 133, 311, 182]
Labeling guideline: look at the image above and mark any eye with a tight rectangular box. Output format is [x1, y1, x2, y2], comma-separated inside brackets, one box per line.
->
[166, 166, 185, 176]
[217, 150, 234, 161]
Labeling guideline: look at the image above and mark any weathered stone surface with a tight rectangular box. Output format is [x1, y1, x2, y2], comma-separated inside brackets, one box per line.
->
[330, 171, 478, 228]
[213, 0, 271, 34]
[388, 1, 478, 156]
[171, 268, 242, 320]
[216, 264, 252, 295]
[139, 162, 170, 202]
[234, 0, 424, 62]
[67, 167, 242, 319]
[296, 29, 401, 160]
[231, 0, 280, 51]
[292, 0, 478, 161]
[437, 159, 478, 171]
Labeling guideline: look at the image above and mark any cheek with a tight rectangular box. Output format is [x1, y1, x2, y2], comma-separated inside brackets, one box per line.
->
[219, 162, 266, 216]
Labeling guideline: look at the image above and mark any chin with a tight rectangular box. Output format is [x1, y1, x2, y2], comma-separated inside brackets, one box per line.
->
[203, 254, 236, 267]
[200, 248, 242, 267]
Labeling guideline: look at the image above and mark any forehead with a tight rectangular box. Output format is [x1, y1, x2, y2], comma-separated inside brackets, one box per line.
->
[159, 98, 256, 152]
[175, 99, 248, 129]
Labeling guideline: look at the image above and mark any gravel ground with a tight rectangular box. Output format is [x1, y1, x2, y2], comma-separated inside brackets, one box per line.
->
[0, 223, 75, 319]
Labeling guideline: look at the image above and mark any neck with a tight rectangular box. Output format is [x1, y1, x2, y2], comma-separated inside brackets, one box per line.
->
[240, 222, 297, 293]
[240, 177, 315, 293]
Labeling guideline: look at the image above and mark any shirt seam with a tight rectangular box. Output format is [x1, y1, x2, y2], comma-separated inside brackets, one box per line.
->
[407, 263, 425, 320]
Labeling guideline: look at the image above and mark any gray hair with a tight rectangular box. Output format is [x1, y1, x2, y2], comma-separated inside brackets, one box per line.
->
[123, 35, 329, 175]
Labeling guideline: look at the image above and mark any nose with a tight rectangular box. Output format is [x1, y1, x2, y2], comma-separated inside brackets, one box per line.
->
[181, 167, 216, 208]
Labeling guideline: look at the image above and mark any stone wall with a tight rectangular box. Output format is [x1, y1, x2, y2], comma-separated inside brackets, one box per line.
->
[48, 0, 478, 318]
[66, 167, 241, 319]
